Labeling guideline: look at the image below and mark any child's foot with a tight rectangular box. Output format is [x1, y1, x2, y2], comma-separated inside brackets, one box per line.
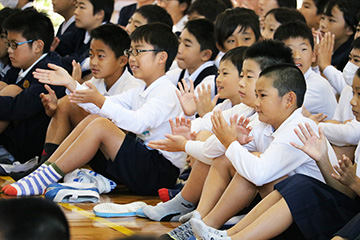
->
[142, 193, 195, 221]
[3, 164, 63, 196]
[191, 218, 229, 240]
[158, 188, 181, 202]
[159, 221, 193, 240]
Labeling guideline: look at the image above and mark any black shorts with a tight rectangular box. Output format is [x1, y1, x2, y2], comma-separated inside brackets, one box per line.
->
[89, 134, 179, 195]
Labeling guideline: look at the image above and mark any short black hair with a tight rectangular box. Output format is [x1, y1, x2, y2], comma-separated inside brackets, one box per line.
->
[260, 63, 306, 108]
[184, 19, 219, 60]
[265, 7, 306, 25]
[356, 67, 360, 78]
[179, 0, 192, 14]
[3, 9, 54, 53]
[130, 23, 179, 72]
[244, 39, 295, 71]
[220, 46, 248, 76]
[89, 0, 114, 22]
[0, 198, 69, 240]
[0, 7, 20, 34]
[323, 0, 360, 34]
[313, 0, 329, 15]
[134, 5, 173, 28]
[352, 37, 360, 50]
[188, 0, 227, 22]
[277, 0, 297, 8]
[215, 7, 260, 49]
[274, 21, 314, 50]
[90, 23, 130, 59]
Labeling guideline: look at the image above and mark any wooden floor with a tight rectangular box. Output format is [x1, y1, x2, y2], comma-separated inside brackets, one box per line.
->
[0, 176, 181, 240]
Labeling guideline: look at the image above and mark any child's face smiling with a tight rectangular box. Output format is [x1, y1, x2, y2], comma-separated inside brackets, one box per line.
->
[177, 28, 208, 74]
[299, 0, 320, 29]
[125, 12, 148, 35]
[319, 5, 353, 44]
[284, 37, 315, 74]
[222, 26, 256, 52]
[89, 39, 125, 83]
[238, 59, 261, 108]
[255, 76, 289, 129]
[350, 74, 360, 121]
[216, 59, 241, 104]
[261, 13, 280, 40]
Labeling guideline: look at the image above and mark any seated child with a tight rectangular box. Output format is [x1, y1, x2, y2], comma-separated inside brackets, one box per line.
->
[187, 0, 227, 22]
[157, 0, 191, 35]
[261, 7, 306, 40]
[125, 4, 173, 35]
[2, 23, 186, 196]
[117, 0, 154, 27]
[191, 69, 360, 239]
[167, 19, 219, 101]
[299, 0, 329, 30]
[274, 21, 337, 119]
[10, 24, 144, 181]
[0, 9, 65, 164]
[142, 40, 295, 223]
[316, 0, 360, 71]
[61, 0, 114, 76]
[52, 0, 86, 57]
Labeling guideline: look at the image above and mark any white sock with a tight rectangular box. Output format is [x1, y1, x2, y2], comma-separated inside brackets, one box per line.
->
[191, 218, 228, 239]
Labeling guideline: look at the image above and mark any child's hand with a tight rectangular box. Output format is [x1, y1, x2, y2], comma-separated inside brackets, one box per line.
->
[71, 60, 82, 83]
[195, 83, 219, 117]
[40, 84, 58, 117]
[33, 63, 77, 92]
[290, 123, 328, 163]
[68, 82, 105, 108]
[331, 155, 359, 191]
[211, 110, 237, 148]
[148, 134, 187, 152]
[169, 117, 197, 140]
[317, 32, 335, 72]
[235, 115, 254, 145]
[176, 79, 197, 116]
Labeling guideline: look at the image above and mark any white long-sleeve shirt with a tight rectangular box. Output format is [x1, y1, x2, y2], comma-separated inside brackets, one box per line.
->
[303, 68, 337, 119]
[224, 109, 338, 186]
[322, 65, 347, 95]
[333, 85, 354, 122]
[77, 75, 187, 169]
[319, 119, 360, 146]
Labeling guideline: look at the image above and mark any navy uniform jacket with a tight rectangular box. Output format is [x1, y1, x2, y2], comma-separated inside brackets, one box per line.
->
[55, 21, 86, 57]
[332, 36, 353, 71]
[0, 51, 66, 163]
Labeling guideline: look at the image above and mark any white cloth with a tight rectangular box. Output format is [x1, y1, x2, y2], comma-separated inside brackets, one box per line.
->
[354, 144, 360, 176]
[319, 119, 360, 147]
[225, 109, 338, 186]
[214, 51, 225, 68]
[88, 75, 186, 169]
[67, 68, 144, 113]
[173, 15, 188, 33]
[333, 85, 354, 122]
[303, 68, 337, 119]
[322, 65, 347, 95]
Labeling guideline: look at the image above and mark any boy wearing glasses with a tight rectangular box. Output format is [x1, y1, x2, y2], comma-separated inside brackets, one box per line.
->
[0, 9, 65, 165]
[3, 23, 186, 196]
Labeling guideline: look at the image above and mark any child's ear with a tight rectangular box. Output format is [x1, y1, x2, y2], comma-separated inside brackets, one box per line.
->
[158, 51, 168, 65]
[285, 91, 297, 108]
[33, 39, 44, 53]
[118, 55, 128, 67]
[179, 2, 189, 13]
[200, 49, 212, 62]
[311, 49, 316, 63]
[94, 9, 105, 21]
[216, 43, 226, 53]
[344, 25, 354, 37]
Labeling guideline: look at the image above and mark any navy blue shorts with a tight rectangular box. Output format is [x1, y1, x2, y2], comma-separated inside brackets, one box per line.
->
[89, 134, 179, 195]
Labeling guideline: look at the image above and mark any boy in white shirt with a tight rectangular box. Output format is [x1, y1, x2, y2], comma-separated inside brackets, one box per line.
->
[10, 24, 144, 180]
[3, 23, 186, 196]
[274, 21, 337, 120]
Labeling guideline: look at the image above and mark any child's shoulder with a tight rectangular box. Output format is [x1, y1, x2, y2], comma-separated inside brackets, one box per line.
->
[36, 52, 63, 70]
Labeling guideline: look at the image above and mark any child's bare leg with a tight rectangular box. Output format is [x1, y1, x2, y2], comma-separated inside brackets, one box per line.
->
[257, 175, 288, 198]
[196, 155, 237, 219]
[46, 114, 101, 164]
[45, 95, 89, 145]
[3, 117, 124, 196]
[201, 172, 257, 229]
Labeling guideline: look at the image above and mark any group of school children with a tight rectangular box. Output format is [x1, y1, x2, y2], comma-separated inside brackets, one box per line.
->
[0, 0, 359, 239]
